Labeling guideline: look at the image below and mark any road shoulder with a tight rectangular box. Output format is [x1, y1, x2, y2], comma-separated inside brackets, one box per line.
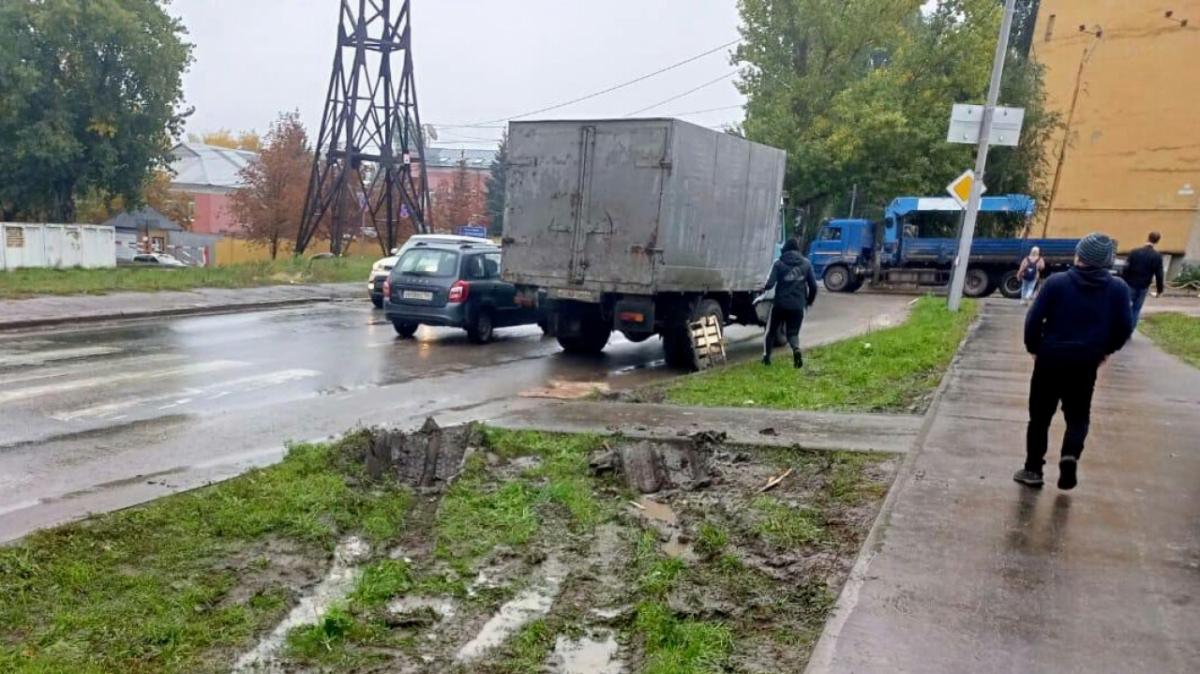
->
[0, 282, 363, 330]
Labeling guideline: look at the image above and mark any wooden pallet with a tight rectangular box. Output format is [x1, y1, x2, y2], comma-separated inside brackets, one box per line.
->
[689, 314, 726, 370]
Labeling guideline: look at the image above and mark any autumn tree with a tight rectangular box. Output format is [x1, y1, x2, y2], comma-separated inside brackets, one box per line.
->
[230, 112, 312, 258]
[0, 0, 192, 223]
[432, 159, 486, 230]
[485, 135, 508, 236]
[736, 0, 1057, 236]
[190, 129, 261, 152]
[76, 169, 194, 228]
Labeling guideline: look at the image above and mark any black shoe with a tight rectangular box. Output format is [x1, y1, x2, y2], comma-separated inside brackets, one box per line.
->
[761, 354, 771, 366]
[1012, 469, 1044, 487]
[1058, 457, 1078, 490]
[793, 350, 803, 369]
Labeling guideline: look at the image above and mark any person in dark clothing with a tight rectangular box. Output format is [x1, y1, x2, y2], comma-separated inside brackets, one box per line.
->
[1014, 233, 1134, 491]
[1121, 231, 1165, 328]
[762, 239, 818, 368]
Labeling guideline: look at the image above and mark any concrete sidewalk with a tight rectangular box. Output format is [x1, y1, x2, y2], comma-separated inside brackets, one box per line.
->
[808, 302, 1200, 673]
[492, 400, 921, 454]
[0, 282, 362, 330]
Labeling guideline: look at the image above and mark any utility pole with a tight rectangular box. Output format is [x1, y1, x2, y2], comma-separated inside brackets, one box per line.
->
[296, 0, 430, 256]
[947, 0, 1018, 311]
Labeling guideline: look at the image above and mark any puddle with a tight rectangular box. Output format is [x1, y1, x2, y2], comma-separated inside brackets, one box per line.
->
[551, 630, 623, 673]
[637, 496, 677, 525]
[634, 497, 692, 559]
[520, 380, 611, 400]
[590, 606, 626, 620]
[455, 556, 568, 662]
[387, 596, 457, 623]
[233, 536, 370, 673]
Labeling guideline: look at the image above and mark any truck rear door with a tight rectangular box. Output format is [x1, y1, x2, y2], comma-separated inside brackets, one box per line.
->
[503, 121, 667, 291]
[574, 122, 669, 288]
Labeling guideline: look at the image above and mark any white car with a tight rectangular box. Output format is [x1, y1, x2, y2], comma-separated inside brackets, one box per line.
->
[132, 253, 187, 267]
[368, 234, 492, 308]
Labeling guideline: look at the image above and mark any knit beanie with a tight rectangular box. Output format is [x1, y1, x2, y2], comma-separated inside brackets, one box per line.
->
[782, 238, 800, 253]
[1076, 233, 1115, 268]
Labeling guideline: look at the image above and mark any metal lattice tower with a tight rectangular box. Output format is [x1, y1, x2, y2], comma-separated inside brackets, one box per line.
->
[296, 0, 429, 255]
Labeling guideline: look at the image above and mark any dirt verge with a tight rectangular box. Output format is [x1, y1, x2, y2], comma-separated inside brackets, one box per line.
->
[263, 425, 896, 673]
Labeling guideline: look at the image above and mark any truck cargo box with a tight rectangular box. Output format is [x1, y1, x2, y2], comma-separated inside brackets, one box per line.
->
[501, 118, 786, 297]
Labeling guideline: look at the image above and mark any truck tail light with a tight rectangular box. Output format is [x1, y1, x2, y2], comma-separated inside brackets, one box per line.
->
[618, 311, 646, 324]
[383, 279, 391, 298]
[448, 280, 469, 303]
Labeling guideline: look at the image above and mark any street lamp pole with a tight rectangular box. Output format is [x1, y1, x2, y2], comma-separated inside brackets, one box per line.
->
[947, 0, 1018, 311]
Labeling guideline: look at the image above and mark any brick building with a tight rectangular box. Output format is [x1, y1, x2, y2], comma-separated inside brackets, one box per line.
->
[168, 142, 258, 235]
[424, 146, 497, 231]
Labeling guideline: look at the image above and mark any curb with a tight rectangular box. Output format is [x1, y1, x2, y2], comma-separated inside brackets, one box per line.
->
[0, 295, 362, 332]
[803, 304, 985, 674]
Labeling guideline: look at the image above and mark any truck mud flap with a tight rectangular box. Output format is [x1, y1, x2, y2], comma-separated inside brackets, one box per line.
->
[689, 314, 726, 370]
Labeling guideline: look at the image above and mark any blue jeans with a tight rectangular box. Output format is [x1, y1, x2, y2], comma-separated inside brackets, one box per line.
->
[1020, 278, 1037, 301]
[1130, 286, 1149, 328]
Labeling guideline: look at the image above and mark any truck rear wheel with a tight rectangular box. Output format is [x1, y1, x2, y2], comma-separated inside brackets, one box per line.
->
[556, 312, 610, 355]
[663, 299, 724, 371]
[999, 271, 1022, 299]
[823, 265, 854, 293]
[963, 268, 994, 298]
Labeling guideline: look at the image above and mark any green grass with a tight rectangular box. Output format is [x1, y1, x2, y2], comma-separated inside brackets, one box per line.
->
[634, 601, 734, 674]
[0, 434, 411, 674]
[664, 296, 977, 412]
[751, 496, 827, 548]
[434, 430, 609, 565]
[629, 529, 733, 674]
[0, 255, 374, 298]
[1140, 312, 1200, 368]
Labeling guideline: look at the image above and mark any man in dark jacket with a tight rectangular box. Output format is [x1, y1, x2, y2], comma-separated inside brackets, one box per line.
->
[1121, 231, 1165, 328]
[762, 238, 818, 368]
[1015, 233, 1133, 490]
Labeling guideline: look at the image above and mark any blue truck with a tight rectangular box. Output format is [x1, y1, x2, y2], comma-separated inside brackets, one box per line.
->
[807, 194, 1083, 298]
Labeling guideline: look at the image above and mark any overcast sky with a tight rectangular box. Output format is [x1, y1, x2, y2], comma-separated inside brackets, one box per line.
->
[170, 0, 746, 149]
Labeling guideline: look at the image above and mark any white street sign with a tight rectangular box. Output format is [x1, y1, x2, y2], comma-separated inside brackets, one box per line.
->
[946, 104, 1025, 147]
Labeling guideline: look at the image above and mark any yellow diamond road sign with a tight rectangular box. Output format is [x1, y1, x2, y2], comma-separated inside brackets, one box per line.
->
[946, 170, 985, 208]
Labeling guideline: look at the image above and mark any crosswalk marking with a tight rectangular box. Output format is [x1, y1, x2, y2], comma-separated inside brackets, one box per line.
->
[50, 368, 321, 421]
[0, 360, 247, 405]
[0, 346, 123, 368]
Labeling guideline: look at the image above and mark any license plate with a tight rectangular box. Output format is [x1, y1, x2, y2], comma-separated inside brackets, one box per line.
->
[549, 287, 598, 302]
[402, 290, 434, 301]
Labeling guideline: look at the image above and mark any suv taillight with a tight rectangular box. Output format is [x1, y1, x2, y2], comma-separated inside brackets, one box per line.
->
[448, 280, 469, 303]
[382, 278, 392, 299]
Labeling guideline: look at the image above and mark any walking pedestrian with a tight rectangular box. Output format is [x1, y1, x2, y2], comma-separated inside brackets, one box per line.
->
[762, 238, 817, 368]
[1014, 233, 1133, 491]
[1016, 246, 1045, 305]
[1121, 231, 1165, 328]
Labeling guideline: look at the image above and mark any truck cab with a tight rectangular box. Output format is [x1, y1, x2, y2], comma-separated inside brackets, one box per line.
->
[808, 219, 875, 292]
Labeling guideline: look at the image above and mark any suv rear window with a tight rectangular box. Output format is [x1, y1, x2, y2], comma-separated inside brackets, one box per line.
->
[396, 248, 459, 277]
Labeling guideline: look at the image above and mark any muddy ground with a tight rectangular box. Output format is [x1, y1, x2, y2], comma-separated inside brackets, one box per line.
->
[238, 423, 897, 674]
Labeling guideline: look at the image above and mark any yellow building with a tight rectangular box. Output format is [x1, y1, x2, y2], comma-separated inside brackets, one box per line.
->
[1032, 0, 1199, 267]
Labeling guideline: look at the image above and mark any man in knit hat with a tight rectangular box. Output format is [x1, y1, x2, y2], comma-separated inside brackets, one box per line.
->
[1014, 233, 1133, 490]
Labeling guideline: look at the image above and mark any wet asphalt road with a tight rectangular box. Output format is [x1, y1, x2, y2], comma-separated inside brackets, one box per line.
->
[0, 293, 909, 541]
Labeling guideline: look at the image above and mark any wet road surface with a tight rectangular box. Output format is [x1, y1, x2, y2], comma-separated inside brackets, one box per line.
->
[0, 293, 908, 541]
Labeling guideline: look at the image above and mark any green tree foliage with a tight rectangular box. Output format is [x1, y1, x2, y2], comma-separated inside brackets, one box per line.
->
[0, 0, 193, 223]
[485, 135, 508, 236]
[736, 0, 1057, 234]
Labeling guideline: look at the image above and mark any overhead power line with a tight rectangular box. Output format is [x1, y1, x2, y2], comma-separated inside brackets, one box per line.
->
[625, 70, 740, 117]
[464, 38, 741, 126]
[657, 103, 744, 117]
